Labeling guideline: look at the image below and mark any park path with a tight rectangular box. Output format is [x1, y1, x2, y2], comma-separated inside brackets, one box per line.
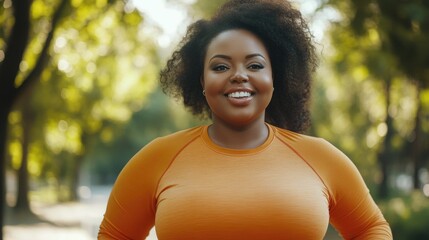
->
[4, 185, 158, 240]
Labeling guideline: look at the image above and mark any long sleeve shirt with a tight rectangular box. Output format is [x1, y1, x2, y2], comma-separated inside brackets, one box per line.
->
[98, 124, 392, 239]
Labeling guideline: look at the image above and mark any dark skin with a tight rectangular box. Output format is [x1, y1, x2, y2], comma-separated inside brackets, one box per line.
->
[201, 29, 274, 149]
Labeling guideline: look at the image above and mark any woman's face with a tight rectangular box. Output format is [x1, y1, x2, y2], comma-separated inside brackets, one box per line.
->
[202, 29, 273, 127]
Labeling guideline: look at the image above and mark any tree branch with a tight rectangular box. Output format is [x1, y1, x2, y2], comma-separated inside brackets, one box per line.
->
[0, 0, 30, 102]
[14, 0, 69, 99]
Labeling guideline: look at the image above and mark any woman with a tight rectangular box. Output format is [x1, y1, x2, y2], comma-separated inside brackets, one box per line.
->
[98, 0, 392, 239]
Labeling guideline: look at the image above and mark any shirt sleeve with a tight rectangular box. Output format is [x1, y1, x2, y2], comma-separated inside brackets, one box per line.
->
[98, 136, 181, 239]
[278, 128, 392, 240]
[97, 145, 158, 239]
[98, 127, 200, 239]
[319, 139, 393, 239]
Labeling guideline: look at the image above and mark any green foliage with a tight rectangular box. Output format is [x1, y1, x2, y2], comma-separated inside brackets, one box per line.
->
[325, 0, 429, 86]
[3, 0, 165, 203]
[190, 0, 228, 18]
[0, 1, 13, 50]
[172, 0, 227, 19]
[321, 0, 429, 199]
[379, 192, 429, 240]
[86, 87, 206, 185]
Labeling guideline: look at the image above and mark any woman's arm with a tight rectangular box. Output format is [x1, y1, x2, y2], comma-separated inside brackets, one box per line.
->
[277, 129, 392, 239]
[319, 140, 393, 239]
[98, 146, 159, 239]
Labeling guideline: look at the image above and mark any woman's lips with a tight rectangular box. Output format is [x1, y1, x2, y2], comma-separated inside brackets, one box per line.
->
[224, 91, 254, 106]
[227, 91, 253, 98]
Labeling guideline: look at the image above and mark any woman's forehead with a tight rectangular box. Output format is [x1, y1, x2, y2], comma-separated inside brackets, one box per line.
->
[205, 29, 269, 61]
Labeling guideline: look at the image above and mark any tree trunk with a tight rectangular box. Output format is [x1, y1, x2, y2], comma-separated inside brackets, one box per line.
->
[14, 118, 30, 212]
[14, 101, 35, 212]
[69, 155, 84, 201]
[0, 0, 31, 237]
[378, 78, 393, 199]
[411, 84, 423, 190]
[69, 133, 89, 201]
[0, 105, 12, 240]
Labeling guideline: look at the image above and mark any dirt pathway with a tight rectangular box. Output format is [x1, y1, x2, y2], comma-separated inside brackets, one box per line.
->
[4, 186, 158, 240]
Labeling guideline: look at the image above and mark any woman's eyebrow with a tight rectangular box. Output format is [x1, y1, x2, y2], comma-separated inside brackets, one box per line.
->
[209, 54, 231, 62]
[245, 53, 266, 60]
[209, 53, 266, 62]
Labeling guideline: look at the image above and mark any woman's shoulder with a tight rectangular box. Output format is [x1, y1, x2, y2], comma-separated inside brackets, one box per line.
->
[272, 125, 367, 201]
[151, 125, 204, 145]
[273, 125, 354, 169]
[139, 125, 204, 155]
[126, 126, 205, 171]
[272, 125, 328, 148]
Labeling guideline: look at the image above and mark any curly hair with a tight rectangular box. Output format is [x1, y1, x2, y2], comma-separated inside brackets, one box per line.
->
[160, 0, 317, 133]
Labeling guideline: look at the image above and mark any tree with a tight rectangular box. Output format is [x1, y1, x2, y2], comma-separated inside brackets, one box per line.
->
[323, 0, 429, 195]
[0, 0, 67, 236]
[34, 2, 158, 201]
[349, 0, 429, 191]
[1, 1, 161, 237]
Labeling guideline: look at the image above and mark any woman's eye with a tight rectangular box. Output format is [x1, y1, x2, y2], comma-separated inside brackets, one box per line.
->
[212, 65, 229, 71]
[248, 64, 264, 70]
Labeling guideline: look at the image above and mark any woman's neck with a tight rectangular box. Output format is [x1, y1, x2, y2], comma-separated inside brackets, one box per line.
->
[208, 117, 269, 149]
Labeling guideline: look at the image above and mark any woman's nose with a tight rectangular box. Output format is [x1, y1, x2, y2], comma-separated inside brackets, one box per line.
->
[230, 68, 249, 83]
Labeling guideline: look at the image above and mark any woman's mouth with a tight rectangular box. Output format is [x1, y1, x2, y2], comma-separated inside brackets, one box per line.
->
[223, 91, 254, 106]
[225, 91, 254, 98]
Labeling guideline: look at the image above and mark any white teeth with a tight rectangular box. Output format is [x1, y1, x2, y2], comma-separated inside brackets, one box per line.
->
[228, 91, 251, 98]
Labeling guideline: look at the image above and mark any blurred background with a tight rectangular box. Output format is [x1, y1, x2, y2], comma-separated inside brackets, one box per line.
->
[1, 0, 428, 239]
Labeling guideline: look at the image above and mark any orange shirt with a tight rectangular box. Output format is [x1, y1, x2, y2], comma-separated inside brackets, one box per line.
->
[98, 124, 392, 239]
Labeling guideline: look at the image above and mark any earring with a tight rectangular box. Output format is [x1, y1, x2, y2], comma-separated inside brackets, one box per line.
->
[202, 90, 206, 96]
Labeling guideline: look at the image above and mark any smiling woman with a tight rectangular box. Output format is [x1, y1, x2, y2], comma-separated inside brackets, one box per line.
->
[98, 0, 393, 239]
[202, 29, 274, 148]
